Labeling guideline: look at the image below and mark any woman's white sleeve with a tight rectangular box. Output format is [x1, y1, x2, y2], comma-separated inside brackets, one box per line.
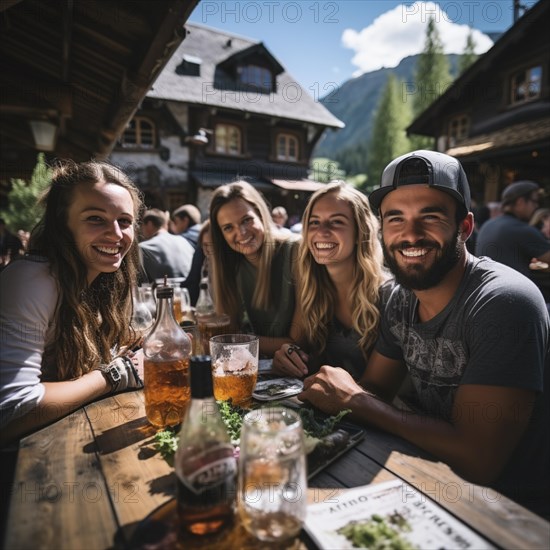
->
[0, 261, 58, 429]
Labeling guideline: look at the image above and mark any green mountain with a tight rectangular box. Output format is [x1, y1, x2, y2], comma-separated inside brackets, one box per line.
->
[314, 54, 460, 162]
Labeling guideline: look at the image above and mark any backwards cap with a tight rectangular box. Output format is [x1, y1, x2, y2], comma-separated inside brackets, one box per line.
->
[369, 150, 471, 218]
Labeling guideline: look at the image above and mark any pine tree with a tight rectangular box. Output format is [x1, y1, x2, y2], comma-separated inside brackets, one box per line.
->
[410, 17, 453, 150]
[366, 74, 412, 191]
[458, 28, 478, 75]
[2, 153, 52, 232]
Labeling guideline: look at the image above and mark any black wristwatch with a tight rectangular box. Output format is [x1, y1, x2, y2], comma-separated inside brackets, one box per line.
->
[97, 361, 123, 392]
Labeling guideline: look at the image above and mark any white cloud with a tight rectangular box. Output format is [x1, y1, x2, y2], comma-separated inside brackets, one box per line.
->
[342, 2, 494, 76]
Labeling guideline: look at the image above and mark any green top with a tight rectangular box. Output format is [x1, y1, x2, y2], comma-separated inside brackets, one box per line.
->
[236, 238, 298, 338]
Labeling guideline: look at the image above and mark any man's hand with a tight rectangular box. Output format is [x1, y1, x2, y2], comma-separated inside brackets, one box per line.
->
[298, 366, 365, 416]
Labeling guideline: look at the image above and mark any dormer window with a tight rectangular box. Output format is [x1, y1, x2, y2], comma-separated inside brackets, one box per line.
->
[238, 64, 272, 91]
[121, 117, 155, 149]
[510, 65, 542, 105]
[176, 54, 202, 77]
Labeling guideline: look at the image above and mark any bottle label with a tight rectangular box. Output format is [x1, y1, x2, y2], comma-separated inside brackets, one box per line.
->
[179, 448, 237, 495]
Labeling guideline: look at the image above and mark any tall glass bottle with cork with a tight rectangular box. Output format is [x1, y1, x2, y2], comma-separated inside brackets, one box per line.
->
[142, 280, 192, 428]
[175, 356, 237, 536]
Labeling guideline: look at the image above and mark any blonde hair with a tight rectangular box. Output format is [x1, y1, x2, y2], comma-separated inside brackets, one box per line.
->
[298, 181, 385, 358]
[530, 208, 550, 230]
[209, 180, 289, 320]
[29, 159, 143, 380]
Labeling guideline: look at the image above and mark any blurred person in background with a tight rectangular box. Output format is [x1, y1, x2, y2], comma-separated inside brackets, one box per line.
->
[139, 208, 194, 282]
[171, 203, 202, 248]
[209, 180, 298, 356]
[0, 160, 144, 445]
[271, 205, 292, 236]
[182, 220, 212, 305]
[476, 180, 550, 304]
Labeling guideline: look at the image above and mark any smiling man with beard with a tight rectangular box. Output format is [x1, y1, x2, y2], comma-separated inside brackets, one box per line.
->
[298, 151, 550, 519]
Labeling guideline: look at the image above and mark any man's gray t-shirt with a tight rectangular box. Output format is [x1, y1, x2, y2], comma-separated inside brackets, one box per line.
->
[376, 256, 549, 516]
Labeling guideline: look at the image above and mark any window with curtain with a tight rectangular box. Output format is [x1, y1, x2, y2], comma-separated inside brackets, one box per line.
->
[215, 124, 242, 155]
[276, 133, 299, 161]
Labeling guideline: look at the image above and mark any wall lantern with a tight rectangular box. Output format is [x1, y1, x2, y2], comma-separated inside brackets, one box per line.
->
[185, 128, 211, 146]
[30, 120, 58, 152]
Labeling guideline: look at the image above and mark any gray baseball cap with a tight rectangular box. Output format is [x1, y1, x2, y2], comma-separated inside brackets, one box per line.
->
[369, 150, 471, 218]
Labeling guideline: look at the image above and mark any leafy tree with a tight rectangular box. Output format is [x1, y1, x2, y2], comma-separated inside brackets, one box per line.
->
[458, 28, 478, 75]
[346, 173, 368, 191]
[410, 17, 453, 149]
[335, 142, 370, 176]
[2, 153, 52, 232]
[309, 157, 346, 183]
[366, 74, 412, 190]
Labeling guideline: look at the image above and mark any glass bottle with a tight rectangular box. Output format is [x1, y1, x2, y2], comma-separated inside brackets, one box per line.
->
[142, 283, 192, 428]
[175, 356, 237, 536]
[195, 281, 215, 317]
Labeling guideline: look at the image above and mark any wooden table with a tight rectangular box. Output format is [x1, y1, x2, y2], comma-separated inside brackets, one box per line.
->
[3, 390, 549, 549]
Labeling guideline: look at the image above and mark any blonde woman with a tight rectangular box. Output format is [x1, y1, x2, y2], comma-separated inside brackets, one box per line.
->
[273, 181, 390, 379]
[209, 180, 298, 356]
[0, 160, 144, 444]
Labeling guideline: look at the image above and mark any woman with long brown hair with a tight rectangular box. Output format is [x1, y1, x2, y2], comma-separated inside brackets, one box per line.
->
[209, 180, 298, 356]
[0, 160, 144, 444]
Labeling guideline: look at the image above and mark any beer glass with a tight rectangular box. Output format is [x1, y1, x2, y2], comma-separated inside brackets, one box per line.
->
[209, 334, 258, 405]
[238, 407, 307, 542]
[197, 313, 231, 354]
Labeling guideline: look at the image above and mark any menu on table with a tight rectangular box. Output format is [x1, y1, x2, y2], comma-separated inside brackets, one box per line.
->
[305, 479, 495, 550]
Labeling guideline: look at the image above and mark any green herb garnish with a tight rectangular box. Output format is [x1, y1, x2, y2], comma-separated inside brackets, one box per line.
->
[153, 401, 352, 464]
[298, 407, 351, 438]
[153, 427, 179, 466]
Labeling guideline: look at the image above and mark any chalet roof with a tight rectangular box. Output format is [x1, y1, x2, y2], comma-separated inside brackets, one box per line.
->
[408, 0, 549, 136]
[148, 23, 344, 129]
[446, 117, 550, 158]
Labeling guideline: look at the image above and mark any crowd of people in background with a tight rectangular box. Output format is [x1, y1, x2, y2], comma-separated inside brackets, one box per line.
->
[0, 151, 549, 519]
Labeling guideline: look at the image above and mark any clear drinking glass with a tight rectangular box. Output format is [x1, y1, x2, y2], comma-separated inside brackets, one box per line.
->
[131, 286, 153, 338]
[139, 283, 156, 318]
[238, 407, 307, 542]
[209, 334, 259, 406]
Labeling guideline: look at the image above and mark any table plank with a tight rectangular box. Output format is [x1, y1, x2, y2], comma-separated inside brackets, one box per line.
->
[4, 408, 116, 550]
[356, 427, 550, 549]
[84, 391, 175, 544]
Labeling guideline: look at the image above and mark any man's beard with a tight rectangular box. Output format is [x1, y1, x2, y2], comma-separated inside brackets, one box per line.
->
[382, 229, 462, 290]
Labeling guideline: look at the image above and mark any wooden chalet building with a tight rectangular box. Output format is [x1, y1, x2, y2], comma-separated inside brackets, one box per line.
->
[407, 0, 549, 205]
[0, 0, 200, 208]
[110, 22, 344, 218]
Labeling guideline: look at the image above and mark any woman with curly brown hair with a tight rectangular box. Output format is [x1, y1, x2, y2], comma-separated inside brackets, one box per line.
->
[273, 181, 391, 380]
[0, 160, 144, 444]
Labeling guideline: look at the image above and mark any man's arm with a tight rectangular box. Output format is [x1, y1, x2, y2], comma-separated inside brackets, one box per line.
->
[300, 362, 535, 485]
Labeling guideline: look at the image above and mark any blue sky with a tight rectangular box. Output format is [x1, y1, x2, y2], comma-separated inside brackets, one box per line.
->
[189, 0, 539, 95]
